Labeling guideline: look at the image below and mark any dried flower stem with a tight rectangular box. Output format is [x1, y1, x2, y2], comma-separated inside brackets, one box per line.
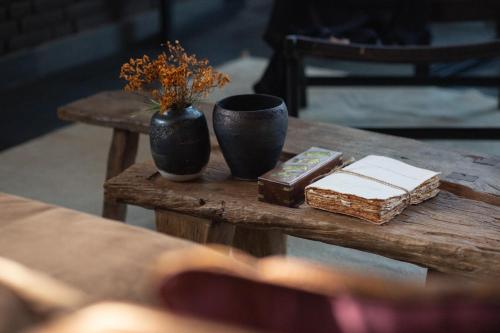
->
[119, 41, 230, 114]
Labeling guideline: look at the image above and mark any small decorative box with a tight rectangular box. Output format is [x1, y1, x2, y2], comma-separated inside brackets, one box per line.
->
[258, 147, 343, 207]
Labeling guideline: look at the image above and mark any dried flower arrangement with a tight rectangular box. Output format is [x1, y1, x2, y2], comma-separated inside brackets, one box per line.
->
[119, 41, 230, 114]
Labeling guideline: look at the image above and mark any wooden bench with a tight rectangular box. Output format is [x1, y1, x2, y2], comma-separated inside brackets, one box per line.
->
[58, 90, 500, 278]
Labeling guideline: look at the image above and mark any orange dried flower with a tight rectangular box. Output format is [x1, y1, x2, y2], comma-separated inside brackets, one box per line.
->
[119, 41, 230, 114]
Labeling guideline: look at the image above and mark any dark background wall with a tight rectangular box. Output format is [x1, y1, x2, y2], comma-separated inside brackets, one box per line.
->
[0, 0, 269, 151]
[0, 0, 159, 56]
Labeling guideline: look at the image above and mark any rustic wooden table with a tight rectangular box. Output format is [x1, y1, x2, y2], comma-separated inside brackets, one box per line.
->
[59, 91, 500, 279]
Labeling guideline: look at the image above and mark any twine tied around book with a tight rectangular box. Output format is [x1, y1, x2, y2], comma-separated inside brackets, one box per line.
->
[310, 157, 413, 206]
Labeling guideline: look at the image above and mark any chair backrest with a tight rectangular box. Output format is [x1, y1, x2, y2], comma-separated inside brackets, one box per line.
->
[285, 35, 500, 64]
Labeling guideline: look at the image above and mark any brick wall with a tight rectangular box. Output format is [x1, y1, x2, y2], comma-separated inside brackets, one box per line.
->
[0, 0, 159, 55]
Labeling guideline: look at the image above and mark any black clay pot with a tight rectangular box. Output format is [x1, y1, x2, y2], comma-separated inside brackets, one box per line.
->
[213, 94, 288, 180]
[149, 106, 210, 181]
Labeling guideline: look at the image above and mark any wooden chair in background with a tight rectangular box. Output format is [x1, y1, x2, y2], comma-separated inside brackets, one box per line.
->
[284, 1, 500, 139]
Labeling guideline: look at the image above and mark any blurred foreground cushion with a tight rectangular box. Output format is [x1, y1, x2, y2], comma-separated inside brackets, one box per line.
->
[0, 285, 39, 333]
[155, 247, 500, 333]
[0, 192, 195, 304]
[29, 302, 258, 333]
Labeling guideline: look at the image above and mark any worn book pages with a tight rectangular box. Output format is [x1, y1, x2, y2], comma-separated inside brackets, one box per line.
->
[311, 155, 439, 200]
[305, 155, 440, 224]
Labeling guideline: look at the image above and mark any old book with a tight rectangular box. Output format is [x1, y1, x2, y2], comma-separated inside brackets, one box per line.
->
[258, 147, 343, 207]
[305, 155, 440, 224]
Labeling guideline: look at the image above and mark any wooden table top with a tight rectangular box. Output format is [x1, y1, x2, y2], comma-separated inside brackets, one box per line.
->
[60, 90, 500, 278]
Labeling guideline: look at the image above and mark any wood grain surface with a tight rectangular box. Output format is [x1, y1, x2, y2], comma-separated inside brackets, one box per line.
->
[155, 210, 235, 245]
[102, 128, 139, 220]
[105, 149, 500, 279]
[59, 90, 500, 206]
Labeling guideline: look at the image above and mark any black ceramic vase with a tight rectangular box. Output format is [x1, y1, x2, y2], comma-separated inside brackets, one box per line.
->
[213, 94, 288, 180]
[150, 106, 210, 181]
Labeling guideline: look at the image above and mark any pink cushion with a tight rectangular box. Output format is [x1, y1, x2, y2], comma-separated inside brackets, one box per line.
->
[159, 271, 500, 333]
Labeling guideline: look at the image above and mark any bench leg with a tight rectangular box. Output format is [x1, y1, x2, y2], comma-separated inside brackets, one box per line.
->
[285, 54, 302, 118]
[232, 226, 286, 257]
[155, 210, 285, 257]
[299, 59, 308, 108]
[155, 210, 236, 246]
[102, 129, 139, 221]
[497, 87, 500, 110]
[414, 64, 430, 77]
[426, 268, 459, 286]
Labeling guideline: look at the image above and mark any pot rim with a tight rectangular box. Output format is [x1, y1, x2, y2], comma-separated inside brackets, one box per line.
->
[215, 94, 285, 113]
[152, 104, 199, 118]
